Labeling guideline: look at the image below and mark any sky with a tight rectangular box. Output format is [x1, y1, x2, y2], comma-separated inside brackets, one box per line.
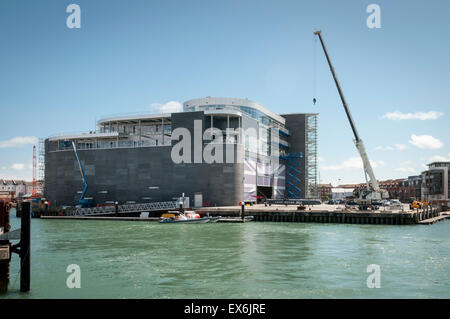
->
[0, 0, 449, 185]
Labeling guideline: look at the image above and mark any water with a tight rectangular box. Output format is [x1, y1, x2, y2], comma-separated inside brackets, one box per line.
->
[3, 209, 450, 298]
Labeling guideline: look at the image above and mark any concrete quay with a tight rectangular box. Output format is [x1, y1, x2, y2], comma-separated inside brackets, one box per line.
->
[39, 204, 448, 226]
[197, 204, 445, 225]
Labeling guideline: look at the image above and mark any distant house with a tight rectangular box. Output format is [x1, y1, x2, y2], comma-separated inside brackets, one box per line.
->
[331, 187, 354, 200]
[0, 179, 43, 199]
[317, 183, 332, 200]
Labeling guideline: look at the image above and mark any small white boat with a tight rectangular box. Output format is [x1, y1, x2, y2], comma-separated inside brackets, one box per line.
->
[159, 211, 220, 224]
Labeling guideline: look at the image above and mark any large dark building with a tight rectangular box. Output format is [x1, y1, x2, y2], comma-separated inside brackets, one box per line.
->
[45, 97, 318, 207]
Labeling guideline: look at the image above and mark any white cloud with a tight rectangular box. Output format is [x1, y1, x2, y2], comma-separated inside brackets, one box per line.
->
[409, 134, 444, 149]
[428, 153, 450, 162]
[375, 145, 394, 151]
[395, 144, 409, 150]
[150, 101, 183, 114]
[395, 167, 417, 173]
[383, 111, 444, 120]
[322, 157, 384, 171]
[11, 163, 25, 170]
[0, 136, 38, 149]
[375, 144, 409, 151]
[317, 156, 325, 163]
[0, 163, 32, 180]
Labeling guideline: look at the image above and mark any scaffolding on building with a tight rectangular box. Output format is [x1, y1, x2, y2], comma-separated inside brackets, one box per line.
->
[38, 138, 45, 184]
[281, 152, 303, 199]
[305, 114, 318, 199]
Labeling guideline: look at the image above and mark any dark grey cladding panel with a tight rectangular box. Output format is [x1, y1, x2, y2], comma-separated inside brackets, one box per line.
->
[170, 111, 242, 165]
[228, 117, 239, 129]
[282, 114, 306, 153]
[281, 114, 307, 199]
[171, 110, 206, 143]
[45, 144, 244, 207]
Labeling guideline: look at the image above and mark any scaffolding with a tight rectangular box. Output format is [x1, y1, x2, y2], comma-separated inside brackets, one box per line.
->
[305, 114, 318, 199]
[38, 138, 45, 183]
[281, 152, 303, 199]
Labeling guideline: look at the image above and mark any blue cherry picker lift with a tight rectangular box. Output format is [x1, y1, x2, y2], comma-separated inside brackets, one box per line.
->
[65, 140, 93, 208]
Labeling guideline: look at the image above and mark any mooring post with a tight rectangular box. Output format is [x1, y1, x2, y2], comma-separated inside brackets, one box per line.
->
[20, 202, 30, 292]
[114, 201, 119, 217]
[241, 203, 245, 221]
[44, 201, 49, 217]
[0, 201, 10, 293]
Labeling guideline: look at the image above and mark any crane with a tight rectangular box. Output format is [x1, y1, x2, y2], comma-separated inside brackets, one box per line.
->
[69, 141, 93, 208]
[314, 30, 388, 209]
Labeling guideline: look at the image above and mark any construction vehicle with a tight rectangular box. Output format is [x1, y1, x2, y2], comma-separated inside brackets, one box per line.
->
[66, 141, 93, 208]
[314, 30, 388, 210]
[410, 200, 429, 209]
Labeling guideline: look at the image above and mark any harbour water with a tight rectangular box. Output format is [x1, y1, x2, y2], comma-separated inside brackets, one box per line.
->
[3, 210, 450, 298]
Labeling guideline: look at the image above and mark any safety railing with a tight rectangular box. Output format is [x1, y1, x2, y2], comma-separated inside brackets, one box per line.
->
[64, 201, 178, 216]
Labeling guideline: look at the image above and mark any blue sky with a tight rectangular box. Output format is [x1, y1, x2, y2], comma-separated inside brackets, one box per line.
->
[0, 0, 449, 185]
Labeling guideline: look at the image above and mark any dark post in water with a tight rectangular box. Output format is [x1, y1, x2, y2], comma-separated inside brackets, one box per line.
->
[0, 202, 10, 293]
[20, 202, 30, 292]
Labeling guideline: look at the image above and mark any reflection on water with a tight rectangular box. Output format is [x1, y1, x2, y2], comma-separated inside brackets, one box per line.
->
[3, 213, 450, 298]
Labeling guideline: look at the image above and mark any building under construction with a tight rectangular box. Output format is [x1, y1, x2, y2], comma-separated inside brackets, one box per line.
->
[44, 97, 318, 207]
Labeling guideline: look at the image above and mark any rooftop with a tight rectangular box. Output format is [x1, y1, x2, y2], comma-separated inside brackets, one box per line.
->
[184, 97, 287, 125]
[97, 113, 172, 126]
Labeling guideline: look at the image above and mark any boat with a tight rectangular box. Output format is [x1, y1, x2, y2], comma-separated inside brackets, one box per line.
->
[159, 210, 220, 224]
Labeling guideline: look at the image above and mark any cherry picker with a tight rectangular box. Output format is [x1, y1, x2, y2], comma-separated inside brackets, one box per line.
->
[64, 140, 94, 208]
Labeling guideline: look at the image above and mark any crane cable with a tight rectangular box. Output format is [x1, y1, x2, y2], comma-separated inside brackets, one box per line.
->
[313, 35, 318, 106]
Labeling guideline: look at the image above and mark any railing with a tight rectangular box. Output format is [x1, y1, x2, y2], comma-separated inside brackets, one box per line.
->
[64, 201, 178, 216]
[266, 199, 322, 206]
[271, 126, 290, 136]
[97, 111, 172, 124]
[47, 130, 104, 139]
[415, 206, 440, 222]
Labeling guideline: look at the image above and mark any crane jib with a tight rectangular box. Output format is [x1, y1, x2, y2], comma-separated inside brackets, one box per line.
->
[314, 30, 360, 142]
[314, 30, 383, 196]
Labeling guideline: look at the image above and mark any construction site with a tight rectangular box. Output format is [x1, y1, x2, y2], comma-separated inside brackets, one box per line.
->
[43, 97, 318, 208]
[2, 0, 450, 303]
[20, 31, 446, 225]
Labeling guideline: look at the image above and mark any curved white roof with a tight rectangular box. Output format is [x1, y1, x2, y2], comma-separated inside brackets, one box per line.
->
[48, 132, 120, 141]
[97, 113, 171, 125]
[183, 97, 285, 125]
